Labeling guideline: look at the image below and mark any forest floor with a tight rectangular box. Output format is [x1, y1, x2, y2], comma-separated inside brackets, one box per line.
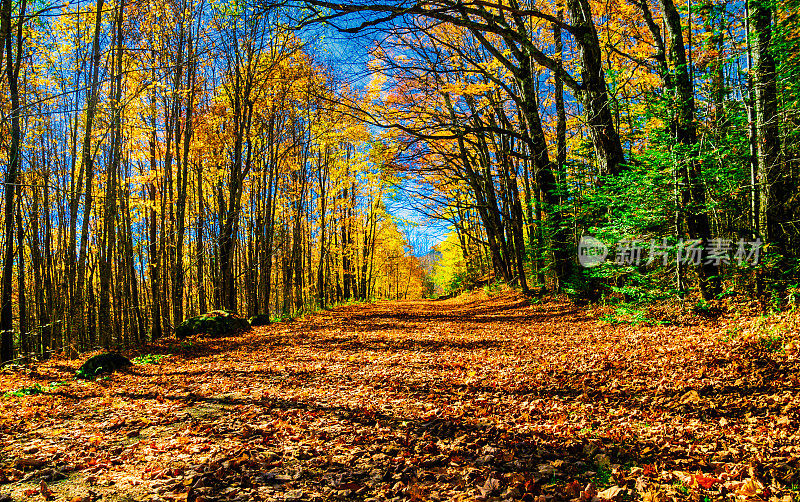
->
[1, 291, 800, 502]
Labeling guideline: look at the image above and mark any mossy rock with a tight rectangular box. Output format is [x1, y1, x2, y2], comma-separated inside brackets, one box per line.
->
[248, 314, 271, 326]
[76, 353, 132, 379]
[175, 310, 251, 339]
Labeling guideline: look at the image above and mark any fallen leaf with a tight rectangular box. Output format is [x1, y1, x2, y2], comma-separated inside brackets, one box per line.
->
[680, 390, 701, 405]
[40, 480, 54, 500]
[597, 485, 625, 500]
[736, 478, 763, 497]
[694, 474, 721, 489]
[580, 482, 597, 501]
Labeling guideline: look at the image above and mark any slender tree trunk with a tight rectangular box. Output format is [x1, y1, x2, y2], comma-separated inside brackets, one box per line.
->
[196, 161, 206, 314]
[0, 0, 26, 362]
[74, 0, 105, 348]
[16, 203, 26, 360]
[99, 1, 124, 345]
[173, 12, 195, 326]
[122, 168, 144, 343]
[553, 12, 567, 193]
[149, 131, 162, 340]
[316, 148, 328, 307]
[43, 154, 55, 352]
[31, 175, 48, 354]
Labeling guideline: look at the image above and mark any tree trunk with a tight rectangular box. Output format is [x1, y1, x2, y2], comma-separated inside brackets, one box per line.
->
[750, 0, 785, 256]
[196, 161, 206, 314]
[99, 1, 124, 345]
[0, 0, 26, 362]
[657, 0, 720, 298]
[565, 0, 626, 176]
[16, 203, 26, 359]
[74, 0, 105, 348]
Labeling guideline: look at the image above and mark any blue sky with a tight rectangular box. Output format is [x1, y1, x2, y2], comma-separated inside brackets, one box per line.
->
[303, 24, 451, 255]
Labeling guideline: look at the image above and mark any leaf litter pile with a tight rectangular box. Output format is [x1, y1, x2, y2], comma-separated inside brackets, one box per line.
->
[2, 292, 800, 502]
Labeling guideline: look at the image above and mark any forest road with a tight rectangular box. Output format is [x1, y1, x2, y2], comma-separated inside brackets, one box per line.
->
[0, 292, 796, 501]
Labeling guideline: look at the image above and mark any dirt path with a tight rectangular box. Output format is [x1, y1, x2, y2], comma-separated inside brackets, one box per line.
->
[1, 292, 798, 501]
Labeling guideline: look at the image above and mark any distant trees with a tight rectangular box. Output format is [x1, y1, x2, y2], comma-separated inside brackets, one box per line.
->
[0, 0, 425, 364]
[293, 0, 798, 299]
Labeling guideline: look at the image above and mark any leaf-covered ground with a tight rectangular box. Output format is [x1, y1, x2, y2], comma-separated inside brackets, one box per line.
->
[1, 292, 799, 502]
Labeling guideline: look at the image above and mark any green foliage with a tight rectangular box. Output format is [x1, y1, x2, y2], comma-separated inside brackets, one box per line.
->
[483, 279, 505, 295]
[673, 480, 690, 495]
[588, 156, 677, 238]
[720, 326, 741, 343]
[573, 96, 757, 300]
[775, 0, 800, 142]
[578, 160, 681, 303]
[422, 274, 436, 298]
[271, 312, 295, 323]
[592, 464, 612, 487]
[600, 305, 663, 326]
[446, 271, 471, 294]
[787, 284, 800, 306]
[432, 231, 477, 295]
[3, 383, 44, 398]
[132, 353, 169, 365]
[563, 70, 767, 299]
[758, 333, 784, 353]
[3, 380, 69, 398]
[693, 299, 712, 314]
